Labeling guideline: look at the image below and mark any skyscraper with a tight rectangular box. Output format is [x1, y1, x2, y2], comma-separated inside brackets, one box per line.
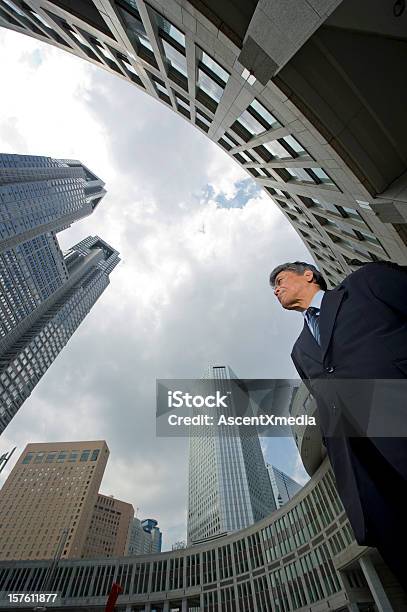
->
[127, 518, 162, 556]
[0, 235, 119, 432]
[0, 153, 107, 348]
[83, 493, 134, 558]
[0, 440, 110, 561]
[0, 152, 118, 432]
[267, 464, 303, 509]
[187, 365, 276, 544]
[0, 153, 105, 253]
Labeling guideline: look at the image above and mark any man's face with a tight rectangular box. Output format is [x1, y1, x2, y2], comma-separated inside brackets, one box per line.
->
[273, 269, 314, 310]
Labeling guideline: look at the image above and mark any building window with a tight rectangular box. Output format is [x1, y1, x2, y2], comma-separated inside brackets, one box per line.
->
[90, 449, 100, 461]
[195, 108, 211, 128]
[286, 168, 314, 183]
[197, 48, 229, 105]
[117, 1, 155, 57]
[153, 9, 185, 47]
[237, 99, 280, 137]
[311, 167, 335, 185]
[200, 50, 229, 83]
[80, 450, 91, 462]
[197, 70, 224, 104]
[162, 39, 187, 77]
[264, 139, 292, 160]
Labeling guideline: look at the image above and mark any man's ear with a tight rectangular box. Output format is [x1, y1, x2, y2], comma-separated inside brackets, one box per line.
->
[303, 269, 314, 283]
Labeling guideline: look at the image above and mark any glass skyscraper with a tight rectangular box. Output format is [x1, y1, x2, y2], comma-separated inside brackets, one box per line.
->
[0, 153, 118, 433]
[0, 236, 119, 432]
[187, 366, 276, 545]
[0, 153, 105, 252]
[267, 463, 303, 509]
[127, 518, 162, 556]
[0, 153, 107, 349]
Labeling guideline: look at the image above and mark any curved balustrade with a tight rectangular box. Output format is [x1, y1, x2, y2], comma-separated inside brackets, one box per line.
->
[0, 459, 379, 611]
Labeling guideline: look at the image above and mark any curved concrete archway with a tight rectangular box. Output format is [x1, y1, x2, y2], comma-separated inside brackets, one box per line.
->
[1, 0, 406, 287]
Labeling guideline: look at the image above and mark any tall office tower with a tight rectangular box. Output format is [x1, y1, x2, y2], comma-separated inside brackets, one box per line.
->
[187, 366, 276, 545]
[267, 464, 302, 509]
[0, 153, 107, 348]
[0, 153, 105, 252]
[127, 518, 162, 556]
[83, 494, 134, 558]
[0, 440, 109, 561]
[2, 1, 406, 288]
[0, 235, 120, 433]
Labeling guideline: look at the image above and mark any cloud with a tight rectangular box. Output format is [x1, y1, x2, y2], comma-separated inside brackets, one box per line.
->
[0, 116, 27, 150]
[0, 29, 311, 547]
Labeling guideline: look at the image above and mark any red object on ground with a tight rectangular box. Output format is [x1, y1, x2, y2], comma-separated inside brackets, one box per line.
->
[105, 582, 123, 612]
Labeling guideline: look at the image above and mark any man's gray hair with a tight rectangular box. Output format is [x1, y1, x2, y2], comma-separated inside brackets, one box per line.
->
[269, 261, 327, 291]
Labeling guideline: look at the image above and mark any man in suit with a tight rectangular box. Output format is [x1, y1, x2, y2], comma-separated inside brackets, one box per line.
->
[269, 260, 407, 590]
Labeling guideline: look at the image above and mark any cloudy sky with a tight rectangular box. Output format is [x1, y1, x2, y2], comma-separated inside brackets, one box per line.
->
[0, 29, 311, 548]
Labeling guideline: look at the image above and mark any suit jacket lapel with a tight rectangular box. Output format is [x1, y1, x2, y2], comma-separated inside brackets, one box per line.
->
[319, 287, 346, 361]
[295, 320, 322, 360]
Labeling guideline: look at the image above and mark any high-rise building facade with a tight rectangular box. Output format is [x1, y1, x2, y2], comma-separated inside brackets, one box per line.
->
[0, 232, 68, 342]
[0, 440, 109, 561]
[0, 153, 105, 253]
[1, 1, 406, 288]
[187, 366, 276, 544]
[0, 153, 107, 348]
[267, 463, 303, 509]
[0, 152, 117, 432]
[0, 235, 120, 432]
[83, 493, 134, 558]
[127, 518, 162, 556]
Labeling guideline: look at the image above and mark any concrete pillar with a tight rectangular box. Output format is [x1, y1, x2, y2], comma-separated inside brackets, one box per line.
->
[144, 605, 151, 612]
[374, 169, 407, 223]
[359, 556, 395, 612]
[238, 0, 343, 82]
[163, 602, 170, 612]
[181, 599, 188, 612]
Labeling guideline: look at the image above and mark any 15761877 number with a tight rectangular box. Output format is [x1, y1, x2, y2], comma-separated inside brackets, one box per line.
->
[7, 593, 58, 604]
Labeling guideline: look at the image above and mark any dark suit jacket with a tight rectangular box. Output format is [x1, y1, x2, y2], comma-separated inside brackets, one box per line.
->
[290, 262, 407, 545]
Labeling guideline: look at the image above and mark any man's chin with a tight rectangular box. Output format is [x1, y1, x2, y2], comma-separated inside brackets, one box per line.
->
[279, 299, 296, 311]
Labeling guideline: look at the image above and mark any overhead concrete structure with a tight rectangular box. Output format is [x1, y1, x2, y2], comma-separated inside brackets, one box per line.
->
[0, 0, 406, 289]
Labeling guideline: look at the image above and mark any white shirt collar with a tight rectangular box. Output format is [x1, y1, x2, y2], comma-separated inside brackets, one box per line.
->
[302, 289, 325, 316]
